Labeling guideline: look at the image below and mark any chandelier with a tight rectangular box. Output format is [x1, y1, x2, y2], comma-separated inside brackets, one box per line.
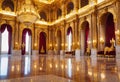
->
[17, 0, 40, 26]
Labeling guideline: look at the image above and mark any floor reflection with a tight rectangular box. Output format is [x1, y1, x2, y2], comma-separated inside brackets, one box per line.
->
[0, 55, 119, 82]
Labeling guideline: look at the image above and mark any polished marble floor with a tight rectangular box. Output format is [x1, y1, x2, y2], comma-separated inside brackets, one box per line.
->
[0, 54, 120, 82]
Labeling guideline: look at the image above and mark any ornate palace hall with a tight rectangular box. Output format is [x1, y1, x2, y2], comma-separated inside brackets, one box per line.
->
[0, 0, 120, 82]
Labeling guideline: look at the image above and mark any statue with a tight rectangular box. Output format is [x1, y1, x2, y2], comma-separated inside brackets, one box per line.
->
[104, 38, 115, 55]
[86, 45, 91, 56]
[41, 46, 45, 53]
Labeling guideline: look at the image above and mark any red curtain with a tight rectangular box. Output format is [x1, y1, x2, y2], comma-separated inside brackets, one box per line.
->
[67, 27, 72, 35]
[39, 32, 46, 54]
[105, 14, 115, 47]
[0, 24, 12, 54]
[85, 23, 89, 52]
[22, 28, 32, 55]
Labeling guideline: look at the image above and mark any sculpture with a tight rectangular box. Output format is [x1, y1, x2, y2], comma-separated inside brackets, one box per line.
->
[86, 45, 91, 56]
[104, 38, 115, 55]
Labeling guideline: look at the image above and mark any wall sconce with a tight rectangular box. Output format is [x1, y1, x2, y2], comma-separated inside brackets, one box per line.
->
[100, 37, 104, 44]
[87, 41, 91, 45]
[55, 44, 57, 47]
[77, 42, 79, 45]
[15, 42, 18, 45]
[65, 43, 68, 47]
[49, 44, 52, 47]
[34, 43, 37, 47]
[61, 43, 64, 47]
[49, 43, 52, 49]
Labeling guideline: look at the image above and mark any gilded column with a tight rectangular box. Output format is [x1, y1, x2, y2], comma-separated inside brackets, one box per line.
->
[116, 1, 120, 45]
[91, 8, 97, 49]
[75, 15, 79, 49]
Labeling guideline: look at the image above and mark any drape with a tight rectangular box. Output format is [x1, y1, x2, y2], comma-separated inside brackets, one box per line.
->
[39, 32, 46, 54]
[0, 24, 12, 54]
[67, 27, 72, 35]
[22, 28, 32, 55]
[85, 23, 89, 52]
[105, 14, 115, 47]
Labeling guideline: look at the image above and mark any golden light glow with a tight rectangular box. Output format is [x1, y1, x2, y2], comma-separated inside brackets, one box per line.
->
[61, 64, 64, 69]
[49, 63, 52, 68]
[77, 66, 79, 71]
[34, 64, 37, 69]
[40, 67, 43, 70]
[39, 0, 55, 4]
[101, 72, 105, 79]
[0, 11, 16, 16]
[34, 43, 37, 47]
[49, 44, 52, 47]
[55, 64, 58, 68]
[98, 0, 105, 3]
[11, 65, 15, 72]
[87, 41, 91, 44]
[61, 43, 64, 46]
[100, 37, 104, 44]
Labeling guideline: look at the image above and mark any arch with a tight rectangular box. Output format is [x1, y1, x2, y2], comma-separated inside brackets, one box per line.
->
[66, 26, 72, 51]
[57, 8, 62, 19]
[56, 29, 62, 54]
[0, 24, 12, 54]
[80, 0, 89, 7]
[67, 2, 74, 14]
[81, 21, 89, 54]
[100, 12, 115, 47]
[40, 11, 47, 21]
[39, 32, 46, 54]
[22, 28, 32, 55]
[2, 0, 14, 11]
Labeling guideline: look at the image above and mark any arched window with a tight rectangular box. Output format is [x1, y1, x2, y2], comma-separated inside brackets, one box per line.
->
[0, 24, 12, 54]
[57, 8, 62, 19]
[1, 28, 8, 53]
[67, 2, 74, 14]
[67, 27, 72, 51]
[22, 28, 32, 55]
[80, 0, 89, 7]
[40, 11, 47, 21]
[2, 0, 14, 11]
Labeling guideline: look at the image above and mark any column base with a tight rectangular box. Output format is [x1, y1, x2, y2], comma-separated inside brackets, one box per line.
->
[91, 48, 97, 58]
[75, 49, 81, 61]
[116, 45, 120, 59]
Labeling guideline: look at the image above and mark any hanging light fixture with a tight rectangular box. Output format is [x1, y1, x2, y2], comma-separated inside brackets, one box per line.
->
[17, 0, 40, 26]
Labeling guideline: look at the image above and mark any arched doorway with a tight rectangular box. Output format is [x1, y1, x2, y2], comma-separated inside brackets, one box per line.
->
[81, 21, 90, 54]
[0, 24, 12, 54]
[22, 28, 32, 55]
[100, 13, 115, 49]
[67, 27, 72, 51]
[100, 12, 115, 54]
[56, 30, 62, 54]
[39, 32, 46, 54]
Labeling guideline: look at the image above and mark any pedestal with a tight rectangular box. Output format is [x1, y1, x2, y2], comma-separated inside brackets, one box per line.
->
[12, 50, 21, 55]
[75, 49, 81, 61]
[116, 45, 120, 59]
[48, 50, 55, 55]
[91, 49, 97, 67]
[32, 50, 38, 55]
[91, 48, 97, 58]
[60, 50, 65, 55]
